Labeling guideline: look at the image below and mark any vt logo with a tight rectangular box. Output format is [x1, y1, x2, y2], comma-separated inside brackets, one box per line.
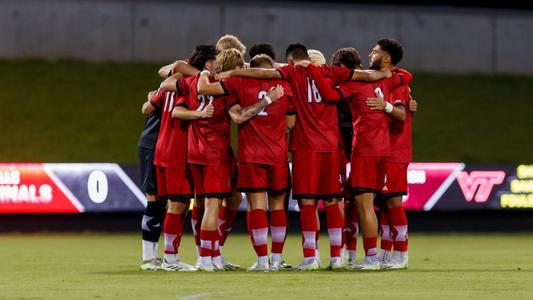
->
[456, 171, 506, 203]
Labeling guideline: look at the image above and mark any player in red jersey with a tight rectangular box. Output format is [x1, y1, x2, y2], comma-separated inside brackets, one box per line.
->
[161, 37, 248, 270]
[299, 46, 412, 270]
[141, 86, 197, 272]
[168, 46, 284, 271]
[330, 48, 361, 267]
[217, 43, 390, 270]
[198, 52, 294, 272]
[365, 39, 417, 270]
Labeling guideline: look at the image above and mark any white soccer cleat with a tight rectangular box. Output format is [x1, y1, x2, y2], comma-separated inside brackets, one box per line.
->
[293, 258, 320, 271]
[378, 250, 393, 267]
[161, 259, 198, 272]
[140, 257, 162, 271]
[326, 257, 345, 270]
[354, 255, 380, 271]
[344, 259, 358, 270]
[382, 251, 409, 270]
[221, 256, 240, 270]
[247, 261, 269, 272]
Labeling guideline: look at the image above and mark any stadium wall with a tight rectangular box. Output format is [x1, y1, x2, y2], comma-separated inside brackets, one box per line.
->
[0, 0, 533, 74]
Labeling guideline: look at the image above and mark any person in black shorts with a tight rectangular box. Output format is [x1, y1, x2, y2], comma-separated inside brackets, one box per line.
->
[138, 90, 166, 271]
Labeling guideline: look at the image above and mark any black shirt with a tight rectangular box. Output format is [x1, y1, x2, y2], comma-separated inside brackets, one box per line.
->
[138, 108, 162, 150]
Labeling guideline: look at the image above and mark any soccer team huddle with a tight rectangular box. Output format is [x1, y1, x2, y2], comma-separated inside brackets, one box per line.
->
[138, 34, 417, 272]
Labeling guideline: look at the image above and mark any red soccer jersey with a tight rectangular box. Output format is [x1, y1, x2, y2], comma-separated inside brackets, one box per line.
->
[277, 64, 351, 152]
[150, 89, 188, 169]
[337, 76, 405, 157]
[318, 65, 354, 87]
[176, 74, 236, 166]
[388, 69, 413, 163]
[221, 77, 295, 166]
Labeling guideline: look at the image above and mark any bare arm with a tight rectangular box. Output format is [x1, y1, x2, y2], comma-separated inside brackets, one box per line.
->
[173, 60, 199, 76]
[351, 68, 392, 81]
[216, 68, 282, 80]
[228, 85, 284, 124]
[158, 62, 176, 78]
[141, 90, 157, 114]
[172, 103, 214, 120]
[366, 98, 406, 121]
[161, 73, 184, 92]
[409, 97, 417, 113]
[197, 71, 226, 96]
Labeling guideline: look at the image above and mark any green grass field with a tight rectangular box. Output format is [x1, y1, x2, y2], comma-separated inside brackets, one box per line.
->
[1, 59, 533, 163]
[1, 233, 532, 299]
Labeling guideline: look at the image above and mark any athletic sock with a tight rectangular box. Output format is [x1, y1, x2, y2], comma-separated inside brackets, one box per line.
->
[346, 202, 359, 258]
[380, 210, 393, 252]
[326, 205, 343, 259]
[363, 237, 378, 257]
[250, 209, 269, 258]
[300, 205, 317, 258]
[389, 206, 408, 252]
[270, 209, 287, 256]
[246, 210, 254, 244]
[141, 201, 166, 261]
[199, 230, 216, 265]
[218, 206, 238, 247]
[163, 212, 183, 262]
[191, 206, 204, 247]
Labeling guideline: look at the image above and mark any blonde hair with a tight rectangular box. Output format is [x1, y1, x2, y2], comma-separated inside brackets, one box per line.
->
[308, 49, 326, 65]
[216, 34, 246, 56]
[250, 54, 274, 68]
[215, 48, 245, 73]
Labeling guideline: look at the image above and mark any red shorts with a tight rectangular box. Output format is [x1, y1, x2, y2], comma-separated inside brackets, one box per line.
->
[349, 155, 386, 194]
[292, 151, 341, 200]
[378, 161, 409, 197]
[190, 163, 232, 199]
[155, 166, 193, 200]
[237, 163, 289, 193]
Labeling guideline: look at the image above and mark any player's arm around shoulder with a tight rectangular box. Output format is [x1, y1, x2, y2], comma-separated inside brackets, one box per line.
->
[161, 73, 185, 92]
[351, 68, 392, 82]
[197, 71, 226, 96]
[216, 67, 282, 80]
[228, 85, 284, 124]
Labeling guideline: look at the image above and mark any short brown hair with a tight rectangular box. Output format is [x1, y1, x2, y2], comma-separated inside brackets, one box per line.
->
[215, 48, 245, 73]
[216, 34, 246, 55]
[250, 54, 274, 68]
[331, 47, 362, 69]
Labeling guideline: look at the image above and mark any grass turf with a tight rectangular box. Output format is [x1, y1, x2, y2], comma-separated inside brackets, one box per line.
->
[1, 233, 532, 299]
[1, 59, 533, 163]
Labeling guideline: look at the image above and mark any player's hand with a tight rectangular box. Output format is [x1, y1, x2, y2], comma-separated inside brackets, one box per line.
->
[147, 90, 157, 100]
[199, 103, 214, 118]
[409, 97, 418, 112]
[215, 71, 232, 81]
[266, 85, 284, 102]
[366, 97, 387, 110]
[294, 60, 312, 68]
[381, 68, 392, 78]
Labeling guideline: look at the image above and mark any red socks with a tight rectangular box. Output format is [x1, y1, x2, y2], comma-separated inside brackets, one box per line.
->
[380, 210, 393, 251]
[345, 202, 359, 252]
[270, 209, 287, 255]
[250, 209, 268, 257]
[326, 205, 343, 258]
[199, 230, 218, 258]
[218, 206, 238, 247]
[300, 205, 318, 258]
[363, 236, 378, 256]
[163, 212, 183, 255]
[191, 206, 204, 247]
[389, 206, 408, 252]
